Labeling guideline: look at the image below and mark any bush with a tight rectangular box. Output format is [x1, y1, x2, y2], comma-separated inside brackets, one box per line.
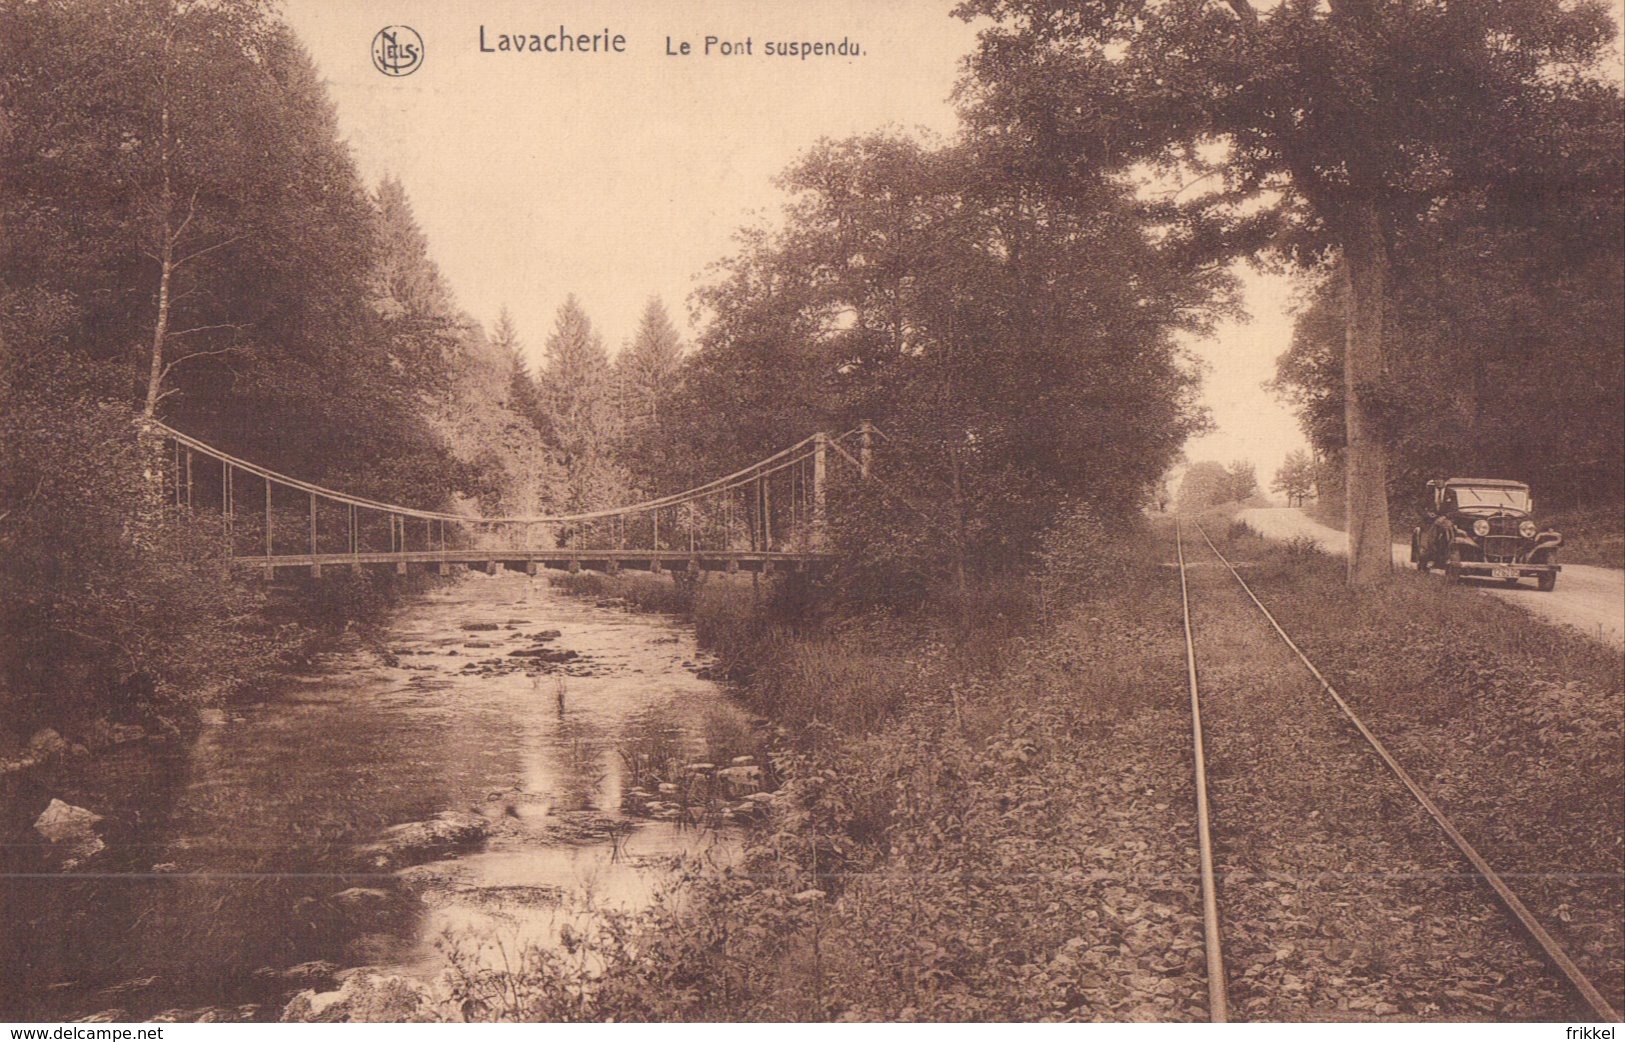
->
[1226, 517, 1261, 542]
[1037, 500, 1133, 603]
[1, 383, 268, 732]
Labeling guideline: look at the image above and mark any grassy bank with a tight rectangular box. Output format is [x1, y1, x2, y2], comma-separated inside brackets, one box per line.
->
[448, 526, 1621, 1021]
[1214, 517, 1623, 1009]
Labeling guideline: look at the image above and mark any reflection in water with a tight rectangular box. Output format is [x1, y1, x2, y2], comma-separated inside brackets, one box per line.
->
[3, 573, 756, 1021]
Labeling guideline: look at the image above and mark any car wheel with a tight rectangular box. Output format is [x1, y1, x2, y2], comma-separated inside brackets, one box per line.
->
[1538, 571, 1557, 592]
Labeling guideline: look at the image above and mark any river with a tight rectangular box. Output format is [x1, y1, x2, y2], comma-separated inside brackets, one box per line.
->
[3, 572, 760, 1022]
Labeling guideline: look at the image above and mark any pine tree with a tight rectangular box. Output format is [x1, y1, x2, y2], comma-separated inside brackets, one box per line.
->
[370, 176, 462, 385]
[493, 306, 547, 436]
[537, 296, 624, 509]
[615, 298, 685, 430]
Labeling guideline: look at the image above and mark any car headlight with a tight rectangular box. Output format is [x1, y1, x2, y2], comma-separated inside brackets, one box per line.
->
[1472, 519, 1491, 537]
[1519, 520, 1537, 538]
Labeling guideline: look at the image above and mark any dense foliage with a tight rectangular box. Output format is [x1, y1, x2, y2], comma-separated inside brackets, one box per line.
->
[0, 0, 553, 734]
[1176, 459, 1258, 512]
[1271, 136, 1625, 509]
[664, 133, 1218, 596]
[952, 0, 1623, 583]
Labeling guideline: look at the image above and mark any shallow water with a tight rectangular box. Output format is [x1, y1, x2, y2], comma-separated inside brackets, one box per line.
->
[2, 573, 754, 1021]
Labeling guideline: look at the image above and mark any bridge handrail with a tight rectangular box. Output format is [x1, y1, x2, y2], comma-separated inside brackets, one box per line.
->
[153, 421, 836, 526]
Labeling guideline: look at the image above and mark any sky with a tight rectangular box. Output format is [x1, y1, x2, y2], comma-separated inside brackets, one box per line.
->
[278, 0, 1359, 501]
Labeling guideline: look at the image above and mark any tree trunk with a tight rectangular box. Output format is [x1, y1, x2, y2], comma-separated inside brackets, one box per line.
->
[144, 81, 174, 419]
[144, 249, 173, 418]
[136, 82, 174, 538]
[1341, 199, 1392, 586]
[947, 439, 969, 625]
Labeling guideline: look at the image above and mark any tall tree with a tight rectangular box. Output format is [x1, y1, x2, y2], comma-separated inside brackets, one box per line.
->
[613, 297, 686, 491]
[1273, 117, 1625, 509]
[680, 132, 1216, 588]
[957, 0, 1621, 584]
[1177, 460, 1235, 512]
[493, 305, 548, 436]
[615, 298, 685, 430]
[1273, 449, 1316, 507]
[1225, 460, 1259, 503]
[537, 296, 624, 510]
[0, 0, 470, 509]
[370, 175, 463, 388]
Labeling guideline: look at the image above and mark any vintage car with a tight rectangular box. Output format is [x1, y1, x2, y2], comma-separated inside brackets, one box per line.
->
[1411, 477, 1562, 591]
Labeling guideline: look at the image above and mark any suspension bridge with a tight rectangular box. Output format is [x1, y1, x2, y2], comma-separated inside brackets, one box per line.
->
[149, 421, 878, 580]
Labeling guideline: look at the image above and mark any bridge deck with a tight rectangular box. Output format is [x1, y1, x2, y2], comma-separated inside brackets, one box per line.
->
[243, 548, 830, 578]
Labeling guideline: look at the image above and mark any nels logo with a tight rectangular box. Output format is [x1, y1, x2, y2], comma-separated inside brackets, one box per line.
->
[372, 26, 423, 76]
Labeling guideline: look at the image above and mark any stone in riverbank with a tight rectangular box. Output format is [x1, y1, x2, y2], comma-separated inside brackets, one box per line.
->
[34, 798, 105, 868]
[508, 646, 578, 662]
[29, 728, 70, 757]
[282, 971, 437, 1022]
[360, 811, 489, 869]
[253, 961, 338, 990]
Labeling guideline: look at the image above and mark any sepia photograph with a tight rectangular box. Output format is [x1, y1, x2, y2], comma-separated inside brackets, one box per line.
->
[1, 0, 1622, 1028]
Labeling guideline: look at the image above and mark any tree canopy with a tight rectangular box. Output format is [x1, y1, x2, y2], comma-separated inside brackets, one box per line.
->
[670, 131, 1218, 591]
[955, 0, 1622, 583]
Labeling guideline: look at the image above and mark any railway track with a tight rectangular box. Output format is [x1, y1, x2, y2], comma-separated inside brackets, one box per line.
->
[1174, 521, 1619, 1023]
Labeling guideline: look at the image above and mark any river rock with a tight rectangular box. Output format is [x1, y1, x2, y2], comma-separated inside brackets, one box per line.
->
[717, 765, 763, 795]
[508, 647, 577, 663]
[328, 888, 410, 930]
[28, 728, 70, 757]
[151, 1005, 255, 1023]
[528, 629, 562, 641]
[34, 798, 105, 867]
[76, 1009, 130, 1023]
[460, 622, 500, 632]
[331, 886, 393, 906]
[77, 720, 145, 747]
[282, 971, 436, 1023]
[360, 811, 488, 869]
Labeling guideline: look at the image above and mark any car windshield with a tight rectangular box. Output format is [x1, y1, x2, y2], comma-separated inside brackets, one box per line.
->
[1451, 486, 1530, 511]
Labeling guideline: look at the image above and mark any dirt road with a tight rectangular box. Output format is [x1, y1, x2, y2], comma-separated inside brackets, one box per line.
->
[1237, 507, 1625, 649]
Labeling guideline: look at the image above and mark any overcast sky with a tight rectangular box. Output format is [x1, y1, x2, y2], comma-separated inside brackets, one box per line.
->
[288, 0, 1540, 500]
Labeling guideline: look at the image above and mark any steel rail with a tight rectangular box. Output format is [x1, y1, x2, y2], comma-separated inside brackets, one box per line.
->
[1176, 523, 1232, 1022]
[1193, 522, 1620, 1022]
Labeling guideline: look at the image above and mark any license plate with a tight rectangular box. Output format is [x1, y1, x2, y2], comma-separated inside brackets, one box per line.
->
[1491, 567, 1517, 579]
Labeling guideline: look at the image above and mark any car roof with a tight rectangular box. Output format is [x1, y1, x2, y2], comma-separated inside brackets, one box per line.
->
[1440, 477, 1530, 490]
